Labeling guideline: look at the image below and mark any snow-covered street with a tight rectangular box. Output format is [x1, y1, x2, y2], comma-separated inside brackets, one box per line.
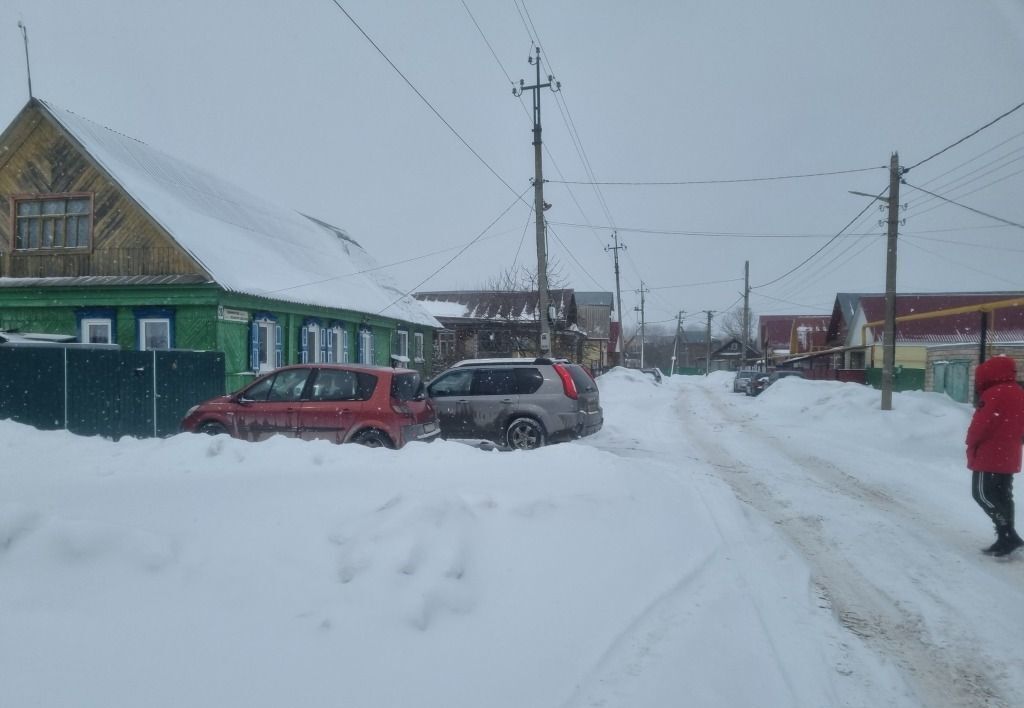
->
[2, 370, 1022, 707]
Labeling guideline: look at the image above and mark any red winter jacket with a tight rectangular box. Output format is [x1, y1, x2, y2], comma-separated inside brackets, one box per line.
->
[966, 356, 1024, 474]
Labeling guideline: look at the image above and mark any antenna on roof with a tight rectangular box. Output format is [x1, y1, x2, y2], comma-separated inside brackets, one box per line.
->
[17, 20, 33, 99]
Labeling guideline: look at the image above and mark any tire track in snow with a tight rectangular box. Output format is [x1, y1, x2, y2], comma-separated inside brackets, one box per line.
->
[681, 382, 1011, 708]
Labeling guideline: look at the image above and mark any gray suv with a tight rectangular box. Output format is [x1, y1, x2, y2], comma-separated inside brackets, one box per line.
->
[426, 358, 603, 450]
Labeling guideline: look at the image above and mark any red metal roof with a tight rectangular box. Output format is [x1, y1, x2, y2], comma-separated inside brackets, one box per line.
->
[859, 295, 1024, 343]
[759, 315, 801, 348]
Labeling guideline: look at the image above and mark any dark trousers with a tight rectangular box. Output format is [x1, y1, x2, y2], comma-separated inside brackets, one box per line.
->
[972, 471, 1015, 533]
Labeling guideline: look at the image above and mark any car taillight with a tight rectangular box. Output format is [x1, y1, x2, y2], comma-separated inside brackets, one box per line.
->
[391, 398, 413, 417]
[552, 363, 578, 400]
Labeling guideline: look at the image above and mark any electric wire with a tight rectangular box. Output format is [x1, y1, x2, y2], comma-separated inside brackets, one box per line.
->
[648, 277, 745, 291]
[904, 99, 1024, 173]
[327, 0, 522, 200]
[546, 223, 607, 289]
[905, 149, 1024, 209]
[459, 0, 515, 86]
[547, 165, 886, 186]
[908, 166, 1024, 221]
[753, 184, 889, 289]
[378, 186, 531, 313]
[510, 206, 535, 272]
[900, 237, 1023, 288]
[902, 182, 1024, 231]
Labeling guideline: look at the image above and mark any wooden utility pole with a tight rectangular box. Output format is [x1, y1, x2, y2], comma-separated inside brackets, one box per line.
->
[704, 310, 714, 375]
[605, 231, 626, 365]
[670, 310, 684, 375]
[881, 152, 901, 411]
[742, 261, 750, 368]
[634, 282, 649, 368]
[514, 49, 560, 356]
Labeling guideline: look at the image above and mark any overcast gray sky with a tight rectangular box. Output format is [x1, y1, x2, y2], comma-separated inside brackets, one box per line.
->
[3, 1, 1023, 332]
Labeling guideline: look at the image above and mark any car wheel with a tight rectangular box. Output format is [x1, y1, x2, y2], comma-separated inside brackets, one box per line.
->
[198, 421, 227, 436]
[505, 418, 545, 450]
[353, 430, 394, 449]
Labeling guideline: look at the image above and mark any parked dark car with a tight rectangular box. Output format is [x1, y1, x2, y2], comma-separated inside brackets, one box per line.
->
[180, 364, 439, 448]
[732, 369, 760, 393]
[746, 369, 805, 396]
[426, 357, 603, 450]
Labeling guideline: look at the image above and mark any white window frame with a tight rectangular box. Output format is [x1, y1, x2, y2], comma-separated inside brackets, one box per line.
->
[303, 324, 322, 363]
[81, 318, 113, 344]
[414, 332, 425, 362]
[256, 319, 276, 373]
[329, 327, 350, 363]
[138, 318, 171, 351]
[359, 328, 374, 365]
[396, 330, 409, 358]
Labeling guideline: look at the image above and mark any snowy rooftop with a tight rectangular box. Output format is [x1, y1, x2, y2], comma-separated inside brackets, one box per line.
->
[38, 100, 439, 329]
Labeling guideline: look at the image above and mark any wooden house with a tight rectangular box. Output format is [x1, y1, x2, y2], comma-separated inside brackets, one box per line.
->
[0, 99, 439, 391]
[414, 289, 586, 372]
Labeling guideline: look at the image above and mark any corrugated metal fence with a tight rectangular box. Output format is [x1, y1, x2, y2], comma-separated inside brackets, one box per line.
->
[0, 347, 224, 438]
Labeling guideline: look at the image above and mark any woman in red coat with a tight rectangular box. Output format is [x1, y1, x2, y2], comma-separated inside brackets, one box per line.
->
[967, 355, 1024, 557]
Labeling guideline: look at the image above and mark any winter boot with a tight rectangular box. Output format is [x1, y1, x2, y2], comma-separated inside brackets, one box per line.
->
[982, 527, 1009, 555]
[991, 530, 1024, 558]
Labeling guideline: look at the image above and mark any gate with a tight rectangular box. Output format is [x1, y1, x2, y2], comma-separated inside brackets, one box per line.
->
[932, 360, 971, 403]
[0, 347, 224, 438]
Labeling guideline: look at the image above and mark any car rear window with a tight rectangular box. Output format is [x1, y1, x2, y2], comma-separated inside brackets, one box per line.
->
[564, 364, 597, 393]
[513, 367, 544, 394]
[390, 372, 423, 401]
[474, 369, 518, 396]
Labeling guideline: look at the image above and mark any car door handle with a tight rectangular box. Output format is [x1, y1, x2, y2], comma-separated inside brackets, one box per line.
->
[500, 398, 513, 404]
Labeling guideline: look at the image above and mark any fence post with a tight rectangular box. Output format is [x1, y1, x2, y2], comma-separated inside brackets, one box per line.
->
[152, 349, 158, 438]
[63, 348, 69, 431]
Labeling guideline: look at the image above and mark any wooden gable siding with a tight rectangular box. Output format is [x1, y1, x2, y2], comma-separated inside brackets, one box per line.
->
[0, 105, 205, 279]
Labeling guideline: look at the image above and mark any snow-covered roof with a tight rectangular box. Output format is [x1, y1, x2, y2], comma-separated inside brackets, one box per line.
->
[37, 100, 439, 329]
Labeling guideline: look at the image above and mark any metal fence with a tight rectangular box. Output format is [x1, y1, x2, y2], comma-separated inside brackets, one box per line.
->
[0, 347, 225, 439]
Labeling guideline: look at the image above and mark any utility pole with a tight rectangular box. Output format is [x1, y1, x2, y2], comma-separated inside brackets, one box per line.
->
[633, 282, 649, 368]
[513, 48, 560, 356]
[880, 153, 902, 411]
[605, 231, 626, 365]
[670, 310, 685, 376]
[704, 310, 714, 375]
[17, 21, 33, 99]
[742, 261, 750, 368]
[849, 152, 903, 410]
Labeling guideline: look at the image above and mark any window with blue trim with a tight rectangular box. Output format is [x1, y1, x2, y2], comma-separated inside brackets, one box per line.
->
[134, 308, 175, 351]
[251, 313, 282, 372]
[300, 319, 324, 364]
[76, 308, 116, 345]
[327, 325, 350, 363]
[358, 326, 375, 365]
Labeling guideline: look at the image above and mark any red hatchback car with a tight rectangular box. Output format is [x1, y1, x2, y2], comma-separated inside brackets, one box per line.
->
[180, 364, 439, 449]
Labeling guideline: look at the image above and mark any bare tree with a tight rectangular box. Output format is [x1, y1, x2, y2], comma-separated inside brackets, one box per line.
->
[717, 308, 755, 343]
[479, 261, 567, 292]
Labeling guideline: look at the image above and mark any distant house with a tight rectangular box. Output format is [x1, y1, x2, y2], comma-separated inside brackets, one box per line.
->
[0, 99, 439, 391]
[790, 315, 831, 356]
[574, 291, 615, 374]
[758, 314, 801, 368]
[414, 289, 586, 372]
[709, 337, 760, 372]
[787, 291, 1024, 399]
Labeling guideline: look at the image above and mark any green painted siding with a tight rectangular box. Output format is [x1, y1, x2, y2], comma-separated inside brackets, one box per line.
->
[0, 285, 436, 392]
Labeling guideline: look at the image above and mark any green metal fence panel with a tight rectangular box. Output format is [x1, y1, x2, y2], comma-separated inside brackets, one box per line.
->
[67, 349, 154, 439]
[155, 351, 225, 437]
[0, 348, 66, 430]
[865, 367, 926, 392]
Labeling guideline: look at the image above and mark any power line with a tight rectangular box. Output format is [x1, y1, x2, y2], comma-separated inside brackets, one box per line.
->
[901, 237, 1023, 287]
[546, 223, 607, 290]
[648, 277, 744, 291]
[905, 99, 1024, 172]
[459, 0, 515, 86]
[548, 221, 879, 239]
[902, 181, 1024, 231]
[907, 164, 1024, 220]
[546, 165, 886, 186]
[326, 0, 521, 199]
[753, 184, 888, 289]
[379, 186, 531, 313]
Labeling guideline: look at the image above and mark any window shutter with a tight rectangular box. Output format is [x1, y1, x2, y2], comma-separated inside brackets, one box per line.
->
[300, 325, 309, 364]
[342, 331, 350, 363]
[250, 321, 260, 371]
[369, 332, 375, 364]
[275, 324, 283, 367]
[320, 327, 328, 363]
[327, 329, 335, 363]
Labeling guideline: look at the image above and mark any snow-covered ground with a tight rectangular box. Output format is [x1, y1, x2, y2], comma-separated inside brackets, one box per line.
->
[2, 369, 1022, 708]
